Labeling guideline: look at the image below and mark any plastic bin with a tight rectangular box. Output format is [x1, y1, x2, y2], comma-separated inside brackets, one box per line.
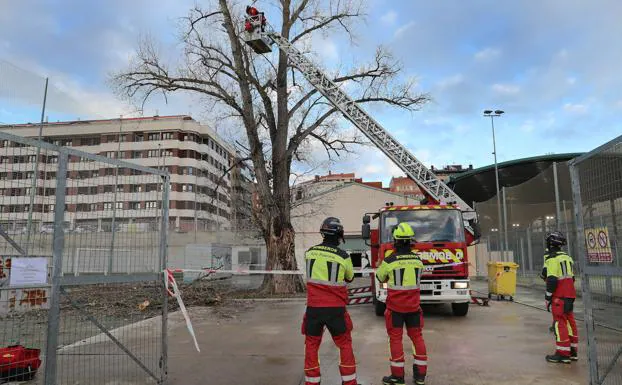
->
[487, 261, 519, 301]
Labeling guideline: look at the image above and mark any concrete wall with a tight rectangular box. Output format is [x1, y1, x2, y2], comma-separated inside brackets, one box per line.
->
[292, 183, 419, 269]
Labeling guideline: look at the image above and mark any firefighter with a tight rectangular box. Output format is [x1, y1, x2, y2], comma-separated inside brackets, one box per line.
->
[376, 222, 427, 385]
[302, 217, 358, 385]
[542, 231, 578, 363]
[245, 5, 266, 32]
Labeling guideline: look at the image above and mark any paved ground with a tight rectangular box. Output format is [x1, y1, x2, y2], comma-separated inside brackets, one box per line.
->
[165, 297, 589, 385]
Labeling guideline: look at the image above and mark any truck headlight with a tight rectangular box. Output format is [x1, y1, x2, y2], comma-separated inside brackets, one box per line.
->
[382, 283, 388, 289]
[452, 282, 469, 289]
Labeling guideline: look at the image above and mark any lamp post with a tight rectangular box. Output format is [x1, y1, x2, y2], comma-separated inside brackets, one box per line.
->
[483, 109, 505, 260]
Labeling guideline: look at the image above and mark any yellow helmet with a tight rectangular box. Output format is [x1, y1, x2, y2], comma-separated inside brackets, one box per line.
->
[393, 222, 415, 240]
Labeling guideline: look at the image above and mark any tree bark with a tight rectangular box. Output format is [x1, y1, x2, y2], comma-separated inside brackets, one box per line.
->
[260, 216, 305, 294]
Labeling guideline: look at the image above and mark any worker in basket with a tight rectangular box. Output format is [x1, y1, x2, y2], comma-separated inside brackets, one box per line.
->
[541, 231, 578, 364]
[376, 222, 427, 385]
[302, 217, 359, 385]
[245, 5, 266, 32]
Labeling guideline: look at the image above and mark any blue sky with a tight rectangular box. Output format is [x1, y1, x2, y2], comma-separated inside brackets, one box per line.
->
[1, 0, 621, 185]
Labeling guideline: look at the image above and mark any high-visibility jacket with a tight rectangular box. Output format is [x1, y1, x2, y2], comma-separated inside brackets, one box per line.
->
[544, 251, 576, 299]
[376, 249, 424, 313]
[305, 242, 354, 307]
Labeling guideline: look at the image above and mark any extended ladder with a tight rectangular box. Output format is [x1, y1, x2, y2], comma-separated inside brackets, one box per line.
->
[243, 18, 476, 222]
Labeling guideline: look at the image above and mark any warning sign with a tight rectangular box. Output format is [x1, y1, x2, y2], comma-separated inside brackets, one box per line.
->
[584, 227, 613, 263]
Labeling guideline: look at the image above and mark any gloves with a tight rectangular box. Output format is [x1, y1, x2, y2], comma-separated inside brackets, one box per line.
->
[545, 294, 552, 312]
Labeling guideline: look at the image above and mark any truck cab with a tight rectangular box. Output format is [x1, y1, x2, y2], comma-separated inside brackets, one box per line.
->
[362, 205, 471, 316]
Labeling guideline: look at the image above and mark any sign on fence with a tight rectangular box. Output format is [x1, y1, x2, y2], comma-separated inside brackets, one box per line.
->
[584, 226, 613, 263]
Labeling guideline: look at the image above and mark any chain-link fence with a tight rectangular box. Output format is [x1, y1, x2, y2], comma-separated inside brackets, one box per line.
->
[0, 130, 170, 384]
[570, 135, 622, 385]
[472, 161, 575, 279]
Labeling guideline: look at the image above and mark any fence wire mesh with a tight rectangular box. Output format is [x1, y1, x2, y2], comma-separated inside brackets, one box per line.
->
[570, 135, 622, 385]
[0, 130, 169, 385]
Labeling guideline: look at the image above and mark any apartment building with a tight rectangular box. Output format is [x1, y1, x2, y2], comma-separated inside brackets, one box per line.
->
[0, 115, 240, 231]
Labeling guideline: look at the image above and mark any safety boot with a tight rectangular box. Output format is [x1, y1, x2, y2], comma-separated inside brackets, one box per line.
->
[545, 353, 571, 364]
[413, 364, 425, 385]
[570, 348, 578, 361]
[381, 375, 405, 385]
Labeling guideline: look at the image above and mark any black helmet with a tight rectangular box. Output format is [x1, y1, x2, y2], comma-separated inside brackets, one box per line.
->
[320, 217, 344, 242]
[546, 231, 567, 249]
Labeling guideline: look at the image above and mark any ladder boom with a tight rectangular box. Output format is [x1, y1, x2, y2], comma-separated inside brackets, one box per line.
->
[267, 33, 474, 218]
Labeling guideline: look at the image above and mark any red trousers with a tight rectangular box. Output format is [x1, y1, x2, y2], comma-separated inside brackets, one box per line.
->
[551, 297, 578, 356]
[302, 308, 357, 385]
[385, 309, 427, 378]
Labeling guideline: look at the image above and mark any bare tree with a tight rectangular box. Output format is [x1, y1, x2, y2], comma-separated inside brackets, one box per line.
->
[113, 0, 430, 294]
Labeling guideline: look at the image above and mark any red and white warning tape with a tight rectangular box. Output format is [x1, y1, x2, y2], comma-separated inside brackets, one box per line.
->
[167, 262, 466, 277]
[165, 269, 200, 352]
[347, 296, 373, 305]
[348, 286, 372, 294]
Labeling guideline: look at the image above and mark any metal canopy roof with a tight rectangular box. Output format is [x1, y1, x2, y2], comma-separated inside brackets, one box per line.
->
[447, 153, 583, 204]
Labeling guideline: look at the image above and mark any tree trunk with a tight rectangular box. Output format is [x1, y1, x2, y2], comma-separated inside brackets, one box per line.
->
[260, 220, 305, 294]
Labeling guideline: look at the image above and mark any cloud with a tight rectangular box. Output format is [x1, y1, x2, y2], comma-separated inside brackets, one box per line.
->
[563, 103, 588, 114]
[436, 74, 464, 90]
[474, 47, 501, 61]
[380, 10, 398, 25]
[394, 21, 416, 39]
[491, 83, 520, 95]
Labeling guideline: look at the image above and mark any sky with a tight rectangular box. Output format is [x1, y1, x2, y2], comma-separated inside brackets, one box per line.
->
[1, 0, 621, 186]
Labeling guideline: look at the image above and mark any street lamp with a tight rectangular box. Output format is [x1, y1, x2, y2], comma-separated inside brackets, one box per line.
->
[483, 109, 505, 260]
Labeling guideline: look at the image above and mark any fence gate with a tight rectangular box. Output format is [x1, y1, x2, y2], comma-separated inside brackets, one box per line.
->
[569, 134, 622, 385]
[0, 131, 170, 384]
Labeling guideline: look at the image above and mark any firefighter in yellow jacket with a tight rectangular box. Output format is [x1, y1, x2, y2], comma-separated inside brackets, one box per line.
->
[376, 222, 427, 385]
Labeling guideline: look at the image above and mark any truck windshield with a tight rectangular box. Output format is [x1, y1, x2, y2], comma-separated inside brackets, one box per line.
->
[381, 209, 465, 243]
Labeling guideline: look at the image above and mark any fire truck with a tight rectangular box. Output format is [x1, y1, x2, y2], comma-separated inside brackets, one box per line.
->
[243, 8, 481, 316]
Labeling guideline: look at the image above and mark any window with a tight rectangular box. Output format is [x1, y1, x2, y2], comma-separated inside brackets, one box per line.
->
[116, 202, 123, 209]
[161, 149, 173, 157]
[146, 184, 158, 192]
[182, 184, 194, 192]
[106, 135, 117, 143]
[47, 155, 58, 164]
[148, 133, 160, 141]
[104, 202, 113, 210]
[116, 185, 124, 193]
[118, 151, 126, 159]
[132, 151, 142, 159]
[128, 202, 140, 210]
[162, 132, 174, 140]
[135, 134, 144, 142]
[148, 150, 159, 158]
[104, 151, 116, 159]
[92, 170, 99, 178]
[81, 137, 100, 146]
[130, 185, 143, 193]
[146, 201, 157, 209]
[103, 185, 114, 193]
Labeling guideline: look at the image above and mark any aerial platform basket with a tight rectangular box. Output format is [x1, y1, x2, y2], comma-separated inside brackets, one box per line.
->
[243, 14, 273, 54]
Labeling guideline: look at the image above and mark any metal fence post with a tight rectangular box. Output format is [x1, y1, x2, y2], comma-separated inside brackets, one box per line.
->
[44, 151, 68, 385]
[553, 162, 561, 229]
[527, 226, 533, 272]
[569, 162, 599, 385]
[160, 175, 170, 384]
[502, 187, 509, 261]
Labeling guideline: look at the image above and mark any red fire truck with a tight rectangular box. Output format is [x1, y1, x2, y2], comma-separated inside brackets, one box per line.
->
[362, 204, 477, 316]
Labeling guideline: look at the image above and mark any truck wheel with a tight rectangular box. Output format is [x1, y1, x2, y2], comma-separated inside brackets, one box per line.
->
[373, 295, 386, 317]
[451, 302, 469, 317]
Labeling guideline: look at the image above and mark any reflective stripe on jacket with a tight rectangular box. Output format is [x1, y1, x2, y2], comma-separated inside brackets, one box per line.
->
[376, 249, 424, 313]
[305, 242, 354, 307]
[544, 251, 576, 299]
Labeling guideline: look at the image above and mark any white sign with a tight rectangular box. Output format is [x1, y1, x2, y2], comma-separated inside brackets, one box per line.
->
[9, 257, 48, 286]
